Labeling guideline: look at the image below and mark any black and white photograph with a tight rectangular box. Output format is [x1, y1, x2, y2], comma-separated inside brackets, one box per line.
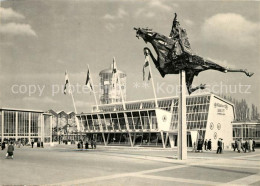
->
[0, 0, 259, 185]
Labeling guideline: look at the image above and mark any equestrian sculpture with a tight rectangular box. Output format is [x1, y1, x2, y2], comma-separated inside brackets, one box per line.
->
[134, 13, 254, 94]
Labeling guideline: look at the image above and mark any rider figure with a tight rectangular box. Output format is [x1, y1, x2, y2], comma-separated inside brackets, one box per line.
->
[169, 13, 193, 57]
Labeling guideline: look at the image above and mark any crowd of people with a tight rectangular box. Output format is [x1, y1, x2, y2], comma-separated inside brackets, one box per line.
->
[194, 139, 212, 152]
[77, 139, 97, 150]
[193, 138, 256, 154]
[232, 138, 256, 153]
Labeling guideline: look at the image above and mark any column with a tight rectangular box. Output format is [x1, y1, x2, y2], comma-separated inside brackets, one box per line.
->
[124, 112, 133, 147]
[15, 112, 18, 141]
[2, 111, 4, 141]
[50, 115, 53, 143]
[178, 70, 187, 160]
[28, 112, 31, 143]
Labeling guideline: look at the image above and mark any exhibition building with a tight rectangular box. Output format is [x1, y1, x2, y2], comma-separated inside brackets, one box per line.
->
[1, 62, 259, 149]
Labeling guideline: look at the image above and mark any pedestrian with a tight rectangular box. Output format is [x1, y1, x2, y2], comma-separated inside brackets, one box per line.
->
[204, 139, 208, 151]
[244, 140, 248, 153]
[249, 138, 253, 152]
[241, 138, 244, 152]
[94, 139, 97, 149]
[1, 141, 6, 150]
[233, 140, 238, 151]
[31, 139, 34, 148]
[216, 138, 222, 154]
[197, 139, 203, 152]
[80, 140, 83, 150]
[237, 139, 241, 153]
[252, 139, 256, 152]
[91, 139, 94, 149]
[6, 141, 14, 159]
[85, 141, 89, 149]
[77, 141, 81, 149]
[207, 139, 212, 151]
[221, 139, 224, 153]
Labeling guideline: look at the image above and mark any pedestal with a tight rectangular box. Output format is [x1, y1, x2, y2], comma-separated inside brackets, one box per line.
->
[178, 70, 187, 160]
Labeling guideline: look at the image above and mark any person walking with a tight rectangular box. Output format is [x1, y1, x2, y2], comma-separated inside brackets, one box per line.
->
[1, 141, 6, 150]
[237, 139, 241, 153]
[249, 138, 253, 152]
[216, 138, 222, 154]
[207, 139, 212, 151]
[93, 139, 97, 149]
[6, 141, 14, 159]
[85, 141, 89, 149]
[204, 139, 208, 151]
[91, 139, 94, 149]
[244, 140, 248, 153]
[252, 139, 256, 152]
[31, 139, 34, 148]
[233, 140, 238, 151]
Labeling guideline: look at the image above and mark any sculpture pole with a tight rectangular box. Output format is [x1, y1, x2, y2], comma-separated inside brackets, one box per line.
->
[178, 70, 187, 160]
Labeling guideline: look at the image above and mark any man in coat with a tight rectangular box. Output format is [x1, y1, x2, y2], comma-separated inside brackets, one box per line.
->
[204, 139, 208, 151]
[237, 139, 241, 153]
[207, 139, 212, 151]
[216, 138, 222, 154]
[6, 141, 14, 159]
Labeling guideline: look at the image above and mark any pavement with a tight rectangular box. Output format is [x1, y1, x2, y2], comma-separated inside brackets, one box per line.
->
[0, 144, 259, 185]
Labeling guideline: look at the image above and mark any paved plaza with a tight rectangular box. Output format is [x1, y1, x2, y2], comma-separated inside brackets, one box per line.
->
[0, 145, 260, 185]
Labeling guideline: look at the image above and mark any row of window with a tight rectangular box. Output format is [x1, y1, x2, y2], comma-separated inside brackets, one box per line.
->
[0, 111, 49, 136]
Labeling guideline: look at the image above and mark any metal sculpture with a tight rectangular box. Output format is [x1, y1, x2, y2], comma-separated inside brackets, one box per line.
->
[134, 13, 254, 94]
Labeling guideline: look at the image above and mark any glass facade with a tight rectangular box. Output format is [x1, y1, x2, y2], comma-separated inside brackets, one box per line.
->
[79, 109, 158, 133]
[95, 95, 210, 132]
[233, 123, 260, 140]
[18, 112, 29, 136]
[0, 109, 52, 143]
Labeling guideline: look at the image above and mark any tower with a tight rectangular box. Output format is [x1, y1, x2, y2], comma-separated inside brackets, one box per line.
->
[99, 58, 126, 104]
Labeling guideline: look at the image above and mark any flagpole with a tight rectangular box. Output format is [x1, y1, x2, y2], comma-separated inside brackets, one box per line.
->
[66, 70, 80, 132]
[113, 57, 126, 110]
[144, 50, 158, 108]
[87, 64, 99, 111]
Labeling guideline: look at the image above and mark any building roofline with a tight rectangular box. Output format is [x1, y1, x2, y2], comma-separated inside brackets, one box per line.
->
[0, 107, 44, 113]
[93, 92, 213, 108]
[77, 108, 165, 116]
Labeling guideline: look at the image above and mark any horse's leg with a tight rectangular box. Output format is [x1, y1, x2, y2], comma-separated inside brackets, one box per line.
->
[203, 58, 254, 77]
[225, 68, 254, 77]
[185, 70, 205, 94]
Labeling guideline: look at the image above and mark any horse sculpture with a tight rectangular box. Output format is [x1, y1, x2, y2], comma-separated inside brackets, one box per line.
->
[134, 14, 253, 94]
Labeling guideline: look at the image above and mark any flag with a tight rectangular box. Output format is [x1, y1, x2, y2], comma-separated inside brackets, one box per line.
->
[112, 57, 117, 77]
[143, 60, 150, 81]
[85, 69, 93, 91]
[64, 71, 70, 94]
[112, 57, 118, 87]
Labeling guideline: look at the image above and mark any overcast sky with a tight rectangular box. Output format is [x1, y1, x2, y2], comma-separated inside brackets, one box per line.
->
[0, 0, 259, 113]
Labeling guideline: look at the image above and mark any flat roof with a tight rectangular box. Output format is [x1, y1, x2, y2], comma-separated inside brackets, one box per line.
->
[93, 92, 213, 108]
[0, 107, 44, 113]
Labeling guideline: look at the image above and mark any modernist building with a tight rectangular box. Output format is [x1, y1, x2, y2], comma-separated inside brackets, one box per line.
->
[232, 122, 260, 143]
[46, 110, 79, 143]
[0, 108, 52, 143]
[77, 93, 235, 150]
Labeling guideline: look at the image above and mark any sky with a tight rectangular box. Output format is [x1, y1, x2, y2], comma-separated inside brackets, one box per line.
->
[0, 0, 259, 113]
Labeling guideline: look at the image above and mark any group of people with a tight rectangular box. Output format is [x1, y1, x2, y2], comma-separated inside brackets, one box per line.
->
[194, 139, 212, 152]
[233, 138, 255, 153]
[77, 139, 96, 150]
